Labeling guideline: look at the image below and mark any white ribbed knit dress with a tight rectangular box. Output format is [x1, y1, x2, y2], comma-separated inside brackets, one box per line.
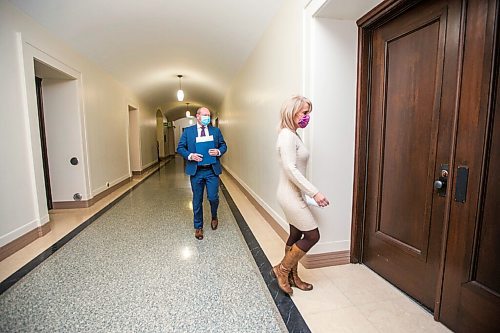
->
[276, 128, 319, 231]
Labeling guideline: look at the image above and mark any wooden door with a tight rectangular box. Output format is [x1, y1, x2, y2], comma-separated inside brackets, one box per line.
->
[439, 1, 500, 331]
[359, 0, 462, 309]
[355, 0, 500, 330]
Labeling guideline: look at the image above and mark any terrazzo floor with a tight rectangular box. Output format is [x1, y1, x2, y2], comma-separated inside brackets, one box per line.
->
[0, 159, 288, 332]
[0, 156, 452, 332]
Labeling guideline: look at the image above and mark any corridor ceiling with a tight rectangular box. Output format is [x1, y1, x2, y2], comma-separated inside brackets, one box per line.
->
[10, 0, 286, 120]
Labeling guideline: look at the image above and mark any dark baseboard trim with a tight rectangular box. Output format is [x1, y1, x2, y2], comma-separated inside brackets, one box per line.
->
[0, 222, 51, 262]
[132, 160, 160, 176]
[222, 166, 350, 269]
[51, 201, 90, 209]
[301, 250, 350, 268]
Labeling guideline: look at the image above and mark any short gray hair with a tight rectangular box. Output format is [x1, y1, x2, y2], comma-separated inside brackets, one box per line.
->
[197, 107, 210, 115]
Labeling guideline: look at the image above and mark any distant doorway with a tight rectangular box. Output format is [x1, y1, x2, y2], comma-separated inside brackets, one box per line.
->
[128, 105, 141, 173]
[156, 110, 165, 160]
[33, 58, 86, 209]
[34, 77, 53, 210]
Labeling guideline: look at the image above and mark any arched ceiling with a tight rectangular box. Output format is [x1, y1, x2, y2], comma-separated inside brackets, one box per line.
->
[10, 0, 286, 121]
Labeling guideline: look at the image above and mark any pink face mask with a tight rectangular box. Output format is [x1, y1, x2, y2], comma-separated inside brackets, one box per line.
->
[298, 114, 310, 128]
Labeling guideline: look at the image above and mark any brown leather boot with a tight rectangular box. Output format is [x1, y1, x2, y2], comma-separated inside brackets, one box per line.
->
[272, 262, 293, 295]
[285, 245, 294, 287]
[273, 244, 307, 295]
[285, 245, 313, 291]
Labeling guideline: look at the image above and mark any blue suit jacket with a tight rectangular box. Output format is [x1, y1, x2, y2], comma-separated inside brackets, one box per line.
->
[177, 124, 227, 176]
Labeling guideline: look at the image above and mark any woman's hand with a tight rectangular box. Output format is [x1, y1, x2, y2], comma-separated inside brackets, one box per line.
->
[313, 192, 330, 207]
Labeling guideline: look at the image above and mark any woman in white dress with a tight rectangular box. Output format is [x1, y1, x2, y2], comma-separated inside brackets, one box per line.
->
[273, 95, 330, 295]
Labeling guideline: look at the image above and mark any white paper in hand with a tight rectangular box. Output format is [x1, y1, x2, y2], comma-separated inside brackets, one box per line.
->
[304, 195, 319, 207]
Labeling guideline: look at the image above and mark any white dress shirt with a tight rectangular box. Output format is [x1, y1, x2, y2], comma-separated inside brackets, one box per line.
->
[188, 123, 220, 160]
[196, 123, 210, 137]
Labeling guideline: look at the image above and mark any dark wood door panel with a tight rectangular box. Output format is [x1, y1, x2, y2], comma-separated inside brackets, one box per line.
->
[363, 0, 461, 309]
[377, 19, 442, 256]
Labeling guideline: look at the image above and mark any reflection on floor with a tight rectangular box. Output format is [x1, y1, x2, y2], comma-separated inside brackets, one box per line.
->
[0, 156, 451, 332]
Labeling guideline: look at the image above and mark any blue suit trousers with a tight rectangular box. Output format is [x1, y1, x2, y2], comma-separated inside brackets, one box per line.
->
[190, 167, 219, 229]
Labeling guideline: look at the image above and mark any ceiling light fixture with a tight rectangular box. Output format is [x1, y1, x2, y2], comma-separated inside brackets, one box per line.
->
[185, 102, 191, 118]
[177, 75, 184, 101]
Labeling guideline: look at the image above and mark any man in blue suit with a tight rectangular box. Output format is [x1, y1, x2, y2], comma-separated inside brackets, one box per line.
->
[177, 107, 227, 240]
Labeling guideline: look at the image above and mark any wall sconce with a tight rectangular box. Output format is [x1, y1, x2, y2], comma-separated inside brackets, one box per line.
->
[177, 75, 184, 101]
[185, 102, 191, 117]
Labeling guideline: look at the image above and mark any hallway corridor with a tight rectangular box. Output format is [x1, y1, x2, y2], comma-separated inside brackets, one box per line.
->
[0, 157, 450, 332]
[2, 1, 499, 331]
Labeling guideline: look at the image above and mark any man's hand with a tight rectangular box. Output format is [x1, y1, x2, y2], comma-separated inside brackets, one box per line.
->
[191, 153, 203, 162]
[208, 149, 220, 156]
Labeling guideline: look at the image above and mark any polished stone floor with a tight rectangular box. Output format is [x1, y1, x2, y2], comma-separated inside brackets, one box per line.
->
[0, 159, 287, 332]
[0, 156, 451, 332]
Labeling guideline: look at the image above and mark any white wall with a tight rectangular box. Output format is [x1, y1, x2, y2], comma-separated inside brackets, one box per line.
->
[220, 0, 379, 255]
[173, 117, 197, 151]
[140, 108, 158, 169]
[42, 78, 88, 202]
[128, 107, 141, 172]
[166, 119, 176, 156]
[156, 111, 165, 159]
[219, 0, 304, 234]
[302, 1, 383, 253]
[0, 1, 41, 246]
[306, 18, 359, 253]
[0, 0, 156, 247]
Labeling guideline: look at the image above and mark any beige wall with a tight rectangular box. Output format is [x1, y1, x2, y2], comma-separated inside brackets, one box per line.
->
[139, 107, 158, 169]
[220, 0, 381, 255]
[306, 18, 359, 253]
[173, 117, 197, 151]
[0, 0, 156, 247]
[219, 0, 303, 231]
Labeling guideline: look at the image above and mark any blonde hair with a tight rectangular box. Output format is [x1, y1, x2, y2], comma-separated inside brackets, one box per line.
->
[279, 95, 312, 130]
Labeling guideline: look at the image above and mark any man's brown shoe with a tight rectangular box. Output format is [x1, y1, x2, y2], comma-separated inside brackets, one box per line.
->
[195, 228, 203, 240]
[211, 218, 218, 230]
